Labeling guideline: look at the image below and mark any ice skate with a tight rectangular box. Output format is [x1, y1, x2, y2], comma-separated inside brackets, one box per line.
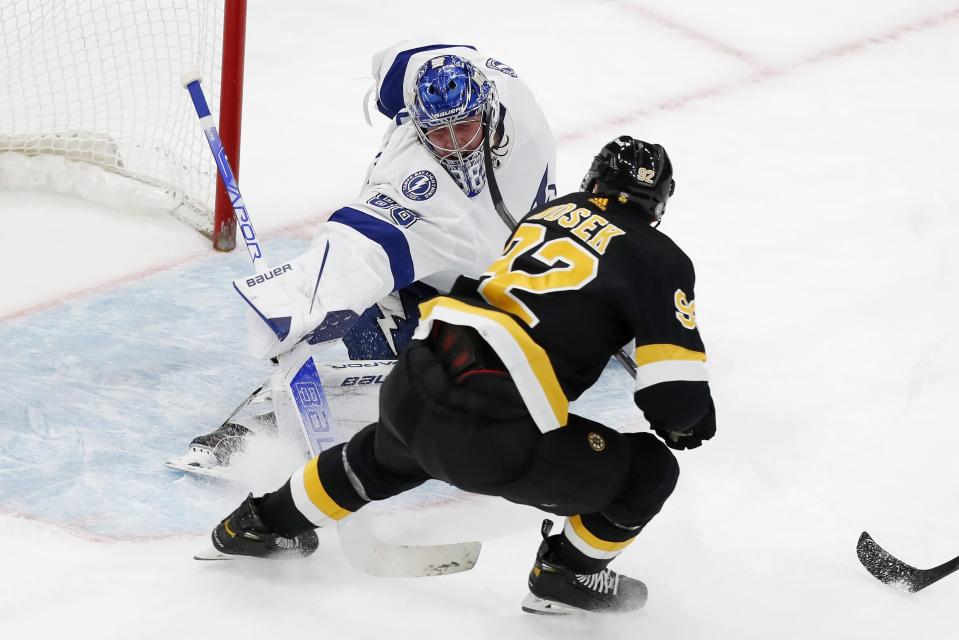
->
[521, 520, 648, 615]
[196, 494, 318, 560]
[166, 385, 277, 479]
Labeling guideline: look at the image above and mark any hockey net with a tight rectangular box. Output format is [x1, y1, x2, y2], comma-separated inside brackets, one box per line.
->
[0, 0, 246, 250]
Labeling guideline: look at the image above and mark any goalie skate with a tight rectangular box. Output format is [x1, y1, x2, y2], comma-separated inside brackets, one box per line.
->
[166, 360, 392, 480]
[165, 415, 276, 480]
[165, 381, 279, 480]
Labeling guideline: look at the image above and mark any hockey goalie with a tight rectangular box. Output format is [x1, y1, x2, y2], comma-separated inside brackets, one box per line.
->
[166, 40, 557, 478]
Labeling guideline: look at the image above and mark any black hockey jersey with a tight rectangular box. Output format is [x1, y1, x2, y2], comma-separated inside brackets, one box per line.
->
[413, 191, 709, 433]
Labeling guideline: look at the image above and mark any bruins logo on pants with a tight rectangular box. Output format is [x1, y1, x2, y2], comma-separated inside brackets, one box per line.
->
[587, 432, 606, 452]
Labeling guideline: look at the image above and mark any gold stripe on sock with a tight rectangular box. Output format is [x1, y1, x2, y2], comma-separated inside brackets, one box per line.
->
[302, 457, 350, 521]
[568, 515, 637, 552]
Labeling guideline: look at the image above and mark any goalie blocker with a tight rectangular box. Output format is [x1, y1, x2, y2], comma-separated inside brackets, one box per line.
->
[204, 137, 717, 615]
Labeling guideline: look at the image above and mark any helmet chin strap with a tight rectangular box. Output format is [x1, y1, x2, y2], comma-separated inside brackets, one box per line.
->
[481, 110, 515, 231]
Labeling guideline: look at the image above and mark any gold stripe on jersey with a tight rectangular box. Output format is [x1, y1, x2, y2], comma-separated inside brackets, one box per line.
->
[414, 296, 569, 432]
[633, 344, 709, 392]
[290, 457, 351, 526]
[564, 515, 638, 561]
[634, 344, 706, 366]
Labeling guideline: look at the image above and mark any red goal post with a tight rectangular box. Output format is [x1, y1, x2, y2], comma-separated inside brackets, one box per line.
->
[0, 0, 248, 251]
[213, 0, 247, 251]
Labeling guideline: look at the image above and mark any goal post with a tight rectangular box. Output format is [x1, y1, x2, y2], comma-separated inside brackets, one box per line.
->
[214, 0, 247, 251]
[0, 0, 248, 251]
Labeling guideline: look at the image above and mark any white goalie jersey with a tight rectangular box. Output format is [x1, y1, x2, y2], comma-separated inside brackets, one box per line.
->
[235, 41, 557, 359]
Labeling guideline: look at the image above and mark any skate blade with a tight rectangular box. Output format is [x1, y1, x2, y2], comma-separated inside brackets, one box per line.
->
[193, 546, 235, 561]
[521, 594, 586, 616]
[193, 544, 317, 562]
[165, 459, 235, 482]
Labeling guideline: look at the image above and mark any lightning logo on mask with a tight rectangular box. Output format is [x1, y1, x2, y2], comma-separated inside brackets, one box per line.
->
[401, 170, 438, 201]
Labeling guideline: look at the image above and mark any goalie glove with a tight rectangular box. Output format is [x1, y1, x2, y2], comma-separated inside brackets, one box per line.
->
[234, 228, 397, 359]
[233, 257, 328, 360]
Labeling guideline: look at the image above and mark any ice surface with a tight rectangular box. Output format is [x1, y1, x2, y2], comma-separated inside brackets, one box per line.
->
[2, 1, 959, 638]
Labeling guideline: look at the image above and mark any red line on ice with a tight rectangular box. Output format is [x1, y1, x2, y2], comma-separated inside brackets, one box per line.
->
[0, 251, 209, 325]
[559, 5, 959, 144]
[0, 507, 195, 543]
[0, 492, 484, 544]
[0, 215, 325, 325]
[617, 1, 769, 70]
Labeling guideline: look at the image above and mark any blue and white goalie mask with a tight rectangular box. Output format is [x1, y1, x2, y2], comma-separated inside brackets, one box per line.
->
[407, 55, 497, 197]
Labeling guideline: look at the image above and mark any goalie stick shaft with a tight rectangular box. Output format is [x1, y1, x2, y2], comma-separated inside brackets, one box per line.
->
[183, 72, 322, 453]
[183, 73, 266, 274]
[481, 115, 639, 379]
[857, 531, 959, 592]
[183, 74, 480, 576]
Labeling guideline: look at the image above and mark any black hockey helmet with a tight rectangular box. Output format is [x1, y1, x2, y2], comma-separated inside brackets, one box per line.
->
[581, 136, 676, 223]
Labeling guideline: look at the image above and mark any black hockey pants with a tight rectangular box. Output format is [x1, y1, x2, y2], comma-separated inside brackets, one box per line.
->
[340, 324, 680, 529]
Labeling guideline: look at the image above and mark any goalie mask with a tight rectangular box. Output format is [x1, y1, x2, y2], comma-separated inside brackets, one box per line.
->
[581, 136, 676, 224]
[407, 55, 498, 197]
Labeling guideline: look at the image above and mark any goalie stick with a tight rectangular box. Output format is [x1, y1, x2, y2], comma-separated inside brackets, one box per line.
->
[857, 531, 959, 592]
[481, 115, 638, 379]
[183, 72, 480, 577]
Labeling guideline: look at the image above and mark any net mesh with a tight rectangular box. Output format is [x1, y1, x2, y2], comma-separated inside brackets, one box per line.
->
[0, 0, 224, 235]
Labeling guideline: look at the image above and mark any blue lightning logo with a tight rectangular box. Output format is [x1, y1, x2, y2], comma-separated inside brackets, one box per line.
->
[409, 176, 429, 192]
[401, 170, 437, 201]
[376, 310, 400, 355]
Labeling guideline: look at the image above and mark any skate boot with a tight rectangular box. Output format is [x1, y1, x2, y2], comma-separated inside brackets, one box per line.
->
[190, 421, 257, 465]
[521, 520, 648, 615]
[205, 494, 318, 560]
[165, 385, 278, 479]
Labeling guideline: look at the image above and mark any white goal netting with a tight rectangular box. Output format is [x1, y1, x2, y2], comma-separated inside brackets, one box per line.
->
[0, 0, 226, 236]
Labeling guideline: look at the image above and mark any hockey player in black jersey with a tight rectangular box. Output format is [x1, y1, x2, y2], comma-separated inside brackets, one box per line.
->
[205, 136, 716, 615]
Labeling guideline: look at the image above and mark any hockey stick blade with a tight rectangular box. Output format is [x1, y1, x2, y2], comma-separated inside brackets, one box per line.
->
[337, 513, 481, 577]
[857, 531, 959, 592]
[193, 546, 233, 561]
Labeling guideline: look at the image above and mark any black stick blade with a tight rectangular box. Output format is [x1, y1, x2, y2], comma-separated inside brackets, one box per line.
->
[856, 531, 924, 592]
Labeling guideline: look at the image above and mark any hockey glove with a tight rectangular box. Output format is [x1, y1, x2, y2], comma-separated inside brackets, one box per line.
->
[233, 256, 328, 360]
[653, 401, 716, 450]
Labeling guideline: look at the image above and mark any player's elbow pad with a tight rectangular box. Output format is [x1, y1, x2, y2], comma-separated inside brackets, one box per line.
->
[634, 381, 712, 433]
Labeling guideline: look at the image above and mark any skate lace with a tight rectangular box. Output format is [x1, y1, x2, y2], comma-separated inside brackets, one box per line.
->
[272, 536, 297, 550]
[575, 568, 620, 595]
